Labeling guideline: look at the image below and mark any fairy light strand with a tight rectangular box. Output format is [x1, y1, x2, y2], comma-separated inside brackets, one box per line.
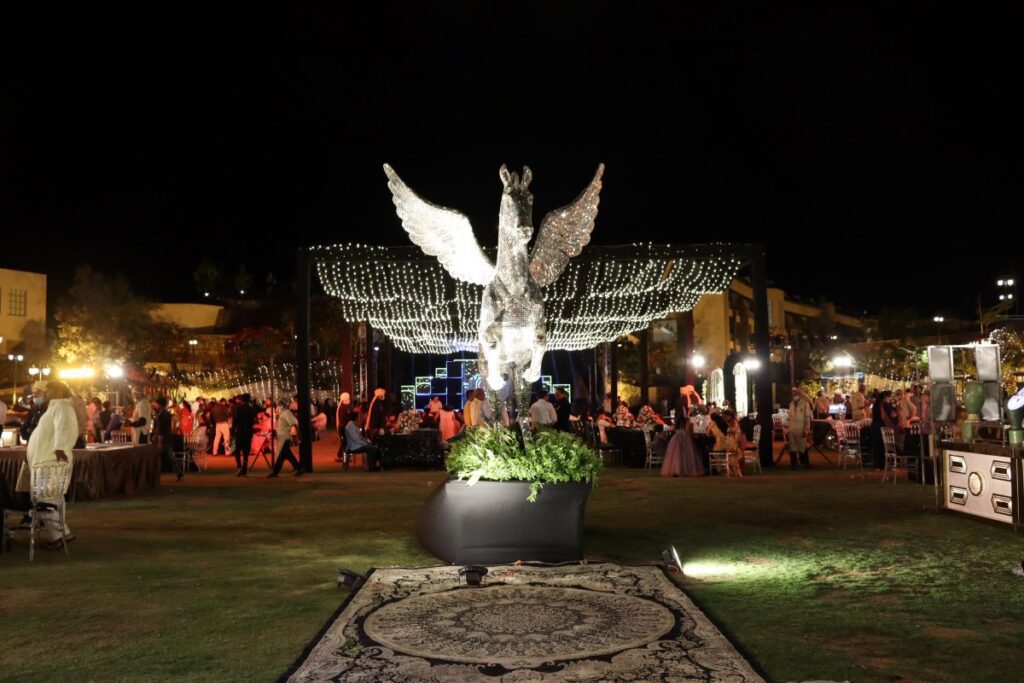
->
[312, 243, 743, 353]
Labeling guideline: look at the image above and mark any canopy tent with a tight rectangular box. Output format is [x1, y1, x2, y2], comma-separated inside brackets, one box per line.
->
[312, 243, 744, 354]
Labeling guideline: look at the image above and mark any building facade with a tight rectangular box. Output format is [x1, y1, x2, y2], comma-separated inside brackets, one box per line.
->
[0, 267, 47, 355]
[611, 279, 864, 414]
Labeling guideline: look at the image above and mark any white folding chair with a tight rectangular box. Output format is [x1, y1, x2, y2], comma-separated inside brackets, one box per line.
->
[708, 448, 730, 476]
[836, 421, 862, 471]
[29, 462, 72, 562]
[881, 427, 900, 483]
[643, 428, 663, 472]
[741, 424, 762, 474]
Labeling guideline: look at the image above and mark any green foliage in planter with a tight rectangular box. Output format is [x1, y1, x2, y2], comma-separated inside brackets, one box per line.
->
[446, 426, 604, 501]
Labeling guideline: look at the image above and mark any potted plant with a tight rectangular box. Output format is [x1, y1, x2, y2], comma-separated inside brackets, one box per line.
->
[418, 426, 603, 564]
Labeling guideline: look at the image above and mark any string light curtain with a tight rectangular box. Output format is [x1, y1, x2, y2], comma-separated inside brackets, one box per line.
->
[175, 360, 342, 398]
[313, 243, 743, 353]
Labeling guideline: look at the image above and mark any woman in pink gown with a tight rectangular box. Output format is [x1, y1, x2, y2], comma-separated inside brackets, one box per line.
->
[661, 421, 704, 477]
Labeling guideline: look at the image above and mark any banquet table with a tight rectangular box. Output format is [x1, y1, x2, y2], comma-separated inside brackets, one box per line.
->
[0, 443, 160, 501]
[606, 428, 649, 468]
[376, 429, 444, 468]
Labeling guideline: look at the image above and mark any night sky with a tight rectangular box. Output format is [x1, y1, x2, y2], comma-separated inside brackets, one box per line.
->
[3, 5, 1020, 319]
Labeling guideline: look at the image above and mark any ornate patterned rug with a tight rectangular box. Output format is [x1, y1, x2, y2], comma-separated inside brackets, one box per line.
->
[284, 563, 764, 682]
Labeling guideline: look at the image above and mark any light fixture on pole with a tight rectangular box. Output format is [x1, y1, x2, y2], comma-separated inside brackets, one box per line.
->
[188, 339, 199, 372]
[784, 344, 795, 387]
[7, 353, 24, 404]
[997, 277, 1018, 314]
[933, 316, 945, 343]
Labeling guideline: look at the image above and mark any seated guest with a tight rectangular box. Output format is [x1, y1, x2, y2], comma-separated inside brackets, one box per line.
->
[595, 410, 613, 444]
[343, 414, 382, 471]
[708, 412, 743, 477]
[724, 410, 749, 451]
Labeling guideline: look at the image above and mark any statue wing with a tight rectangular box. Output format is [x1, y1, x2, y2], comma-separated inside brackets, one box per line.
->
[384, 164, 495, 285]
[528, 164, 604, 287]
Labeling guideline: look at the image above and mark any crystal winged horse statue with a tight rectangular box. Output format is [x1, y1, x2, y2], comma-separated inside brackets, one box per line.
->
[383, 162, 604, 419]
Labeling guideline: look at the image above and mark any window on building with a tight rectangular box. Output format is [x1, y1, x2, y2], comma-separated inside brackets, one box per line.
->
[7, 289, 27, 316]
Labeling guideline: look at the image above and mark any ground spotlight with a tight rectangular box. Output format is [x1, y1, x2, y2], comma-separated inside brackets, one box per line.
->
[337, 568, 366, 591]
[662, 546, 683, 574]
[459, 565, 489, 586]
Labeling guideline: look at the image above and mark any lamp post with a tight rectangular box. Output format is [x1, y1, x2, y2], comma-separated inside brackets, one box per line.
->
[933, 316, 945, 343]
[188, 338, 198, 372]
[7, 353, 24, 404]
[997, 277, 1017, 315]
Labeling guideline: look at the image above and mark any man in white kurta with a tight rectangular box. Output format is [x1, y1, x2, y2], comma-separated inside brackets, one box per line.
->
[850, 384, 868, 421]
[131, 393, 152, 445]
[26, 382, 79, 542]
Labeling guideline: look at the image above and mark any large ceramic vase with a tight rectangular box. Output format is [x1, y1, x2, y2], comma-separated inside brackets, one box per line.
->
[963, 381, 985, 422]
[418, 478, 592, 565]
[1007, 398, 1024, 448]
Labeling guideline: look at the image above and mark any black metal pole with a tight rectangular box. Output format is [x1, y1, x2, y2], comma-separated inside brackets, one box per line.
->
[610, 341, 619, 408]
[639, 327, 649, 406]
[296, 247, 314, 472]
[751, 243, 773, 468]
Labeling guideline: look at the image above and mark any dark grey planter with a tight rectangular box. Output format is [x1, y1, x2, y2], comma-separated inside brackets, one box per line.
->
[418, 478, 592, 564]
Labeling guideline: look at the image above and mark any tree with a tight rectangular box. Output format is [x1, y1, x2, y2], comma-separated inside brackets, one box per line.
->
[979, 299, 1013, 335]
[989, 328, 1024, 391]
[193, 259, 221, 298]
[225, 326, 292, 373]
[55, 266, 184, 366]
[233, 264, 253, 296]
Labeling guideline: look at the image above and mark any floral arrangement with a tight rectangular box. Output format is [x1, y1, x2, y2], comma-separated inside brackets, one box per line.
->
[635, 404, 661, 429]
[395, 409, 422, 434]
[614, 404, 635, 427]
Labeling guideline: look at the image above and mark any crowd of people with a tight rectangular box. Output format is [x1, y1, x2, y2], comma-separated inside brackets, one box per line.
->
[786, 382, 929, 470]
[6, 377, 941, 490]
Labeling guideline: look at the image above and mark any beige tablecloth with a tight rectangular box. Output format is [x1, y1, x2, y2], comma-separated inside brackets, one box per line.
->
[0, 444, 160, 501]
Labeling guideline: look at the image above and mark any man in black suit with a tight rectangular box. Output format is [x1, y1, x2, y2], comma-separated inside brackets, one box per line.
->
[553, 387, 571, 431]
[231, 394, 258, 476]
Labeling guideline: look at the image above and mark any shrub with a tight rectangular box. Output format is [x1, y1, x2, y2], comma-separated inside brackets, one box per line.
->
[446, 426, 604, 501]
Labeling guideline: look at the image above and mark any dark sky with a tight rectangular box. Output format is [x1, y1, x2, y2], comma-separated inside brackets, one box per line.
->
[2, 4, 1021, 319]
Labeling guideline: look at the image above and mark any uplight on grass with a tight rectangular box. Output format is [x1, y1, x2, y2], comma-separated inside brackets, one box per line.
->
[683, 562, 743, 578]
[681, 558, 782, 580]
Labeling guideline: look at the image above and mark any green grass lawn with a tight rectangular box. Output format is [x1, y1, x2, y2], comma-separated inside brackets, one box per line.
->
[2, 460, 1023, 682]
